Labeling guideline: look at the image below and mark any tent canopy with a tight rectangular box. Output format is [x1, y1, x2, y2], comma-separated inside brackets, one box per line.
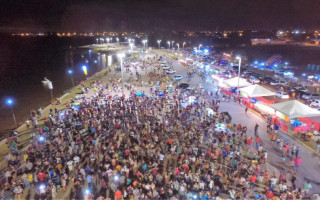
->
[223, 77, 251, 87]
[240, 85, 275, 97]
[270, 100, 320, 118]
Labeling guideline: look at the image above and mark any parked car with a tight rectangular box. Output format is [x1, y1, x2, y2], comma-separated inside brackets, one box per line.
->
[310, 99, 320, 108]
[275, 91, 290, 99]
[173, 75, 183, 81]
[249, 76, 261, 84]
[270, 80, 287, 86]
[242, 70, 252, 75]
[302, 93, 320, 100]
[291, 87, 309, 93]
[162, 66, 171, 70]
[178, 83, 189, 89]
[166, 69, 176, 74]
[261, 77, 274, 84]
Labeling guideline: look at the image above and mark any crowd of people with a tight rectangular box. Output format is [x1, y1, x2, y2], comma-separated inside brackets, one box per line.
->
[1, 54, 316, 200]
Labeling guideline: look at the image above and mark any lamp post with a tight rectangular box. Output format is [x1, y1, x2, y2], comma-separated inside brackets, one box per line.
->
[96, 38, 98, 44]
[183, 42, 186, 50]
[116, 38, 119, 43]
[198, 44, 202, 51]
[176, 44, 179, 51]
[129, 43, 134, 51]
[171, 41, 174, 49]
[117, 53, 125, 96]
[167, 41, 170, 49]
[68, 70, 75, 87]
[146, 39, 148, 48]
[236, 56, 242, 90]
[142, 40, 146, 48]
[5, 98, 17, 127]
[157, 40, 161, 49]
[106, 38, 110, 43]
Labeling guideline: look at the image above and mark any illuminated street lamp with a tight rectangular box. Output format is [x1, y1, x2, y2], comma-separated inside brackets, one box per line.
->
[116, 38, 119, 43]
[82, 65, 88, 76]
[129, 43, 134, 51]
[117, 53, 125, 96]
[171, 41, 174, 49]
[167, 41, 170, 49]
[157, 40, 161, 49]
[183, 42, 186, 50]
[106, 38, 110, 43]
[176, 43, 179, 51]
[199, 44, 202, 51]
[5, 98, 17, 127]
[96, 38, 99, 44]
[142, 40, 147, 48]
[236, 56, 242, 90]
[68, 69, 75, 87]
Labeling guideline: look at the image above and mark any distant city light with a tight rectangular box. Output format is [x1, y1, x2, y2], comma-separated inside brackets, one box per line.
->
[295, 30, 300, 34]
[68, 70, 73, 75]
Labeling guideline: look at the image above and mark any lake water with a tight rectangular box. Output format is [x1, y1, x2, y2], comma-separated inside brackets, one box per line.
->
[0, 36, 116, 132]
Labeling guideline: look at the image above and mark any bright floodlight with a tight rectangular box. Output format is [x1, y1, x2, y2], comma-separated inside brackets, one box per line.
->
[236, 56, 241, 59]
[6, 98, 14, 106]
[68, 70, 73, 74]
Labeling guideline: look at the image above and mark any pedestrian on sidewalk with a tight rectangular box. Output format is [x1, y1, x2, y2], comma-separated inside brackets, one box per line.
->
[245, 107, 248, 114]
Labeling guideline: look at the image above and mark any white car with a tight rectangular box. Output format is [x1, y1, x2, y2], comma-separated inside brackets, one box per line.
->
[310, 99, 320, 108]
[173, 75, 183, 81]
[302, 93, 320, 100]
[162, 66, 171, 70]
[249, 76, 260, 84]
[166, 69, 176, 74]
[275, 91, 289, 99]
[270, 80, 287, 86]
[159, 60, 167, 64]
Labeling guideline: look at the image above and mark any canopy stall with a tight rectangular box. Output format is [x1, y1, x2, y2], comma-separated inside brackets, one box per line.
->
[240, 85, 275, 97]
[270, 100, 320, 134]
[270, 100, 320, 119]
[223, 77, 251, 88]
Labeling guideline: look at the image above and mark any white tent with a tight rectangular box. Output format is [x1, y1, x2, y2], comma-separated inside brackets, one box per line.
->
[223, 77, 251, 87]
[240, 85, 275, 97]
[270, 100, 320, 118]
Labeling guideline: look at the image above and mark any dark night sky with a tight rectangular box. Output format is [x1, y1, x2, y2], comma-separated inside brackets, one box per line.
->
[1, 0, 320, 32]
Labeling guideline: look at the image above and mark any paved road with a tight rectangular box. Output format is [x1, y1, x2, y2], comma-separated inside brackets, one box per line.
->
[161, 51, 320, 194]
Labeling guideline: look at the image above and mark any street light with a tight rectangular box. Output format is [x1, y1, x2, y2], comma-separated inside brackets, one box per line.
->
[117, 53, 125, 96]
[176, 43, 179, 51]
[183, 42, 186, 50]
[199, 44, 202, 51]
[106, 38, 110, 43]
[96, 38, 99, 44]
[68, 70, 75, 87]
[157, 40, 161, 49]
[5, 98, 17, 127]
[82, 65, 88, 76]
[142, 40, 147, 48]
[236, 56, 242, 90]
[167, 41, 170, 49]
[129, 43, 134, 51]
[116, 38, 119, 43]
[171, 41, 174, 49]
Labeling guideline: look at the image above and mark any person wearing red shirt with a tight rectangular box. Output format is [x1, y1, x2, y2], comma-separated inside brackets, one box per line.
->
[248, 137, 253, 150]
[295, 157, 302, 169]
[115, 190, 122, 200]
[250, 175, 256, 189]
[38, 172, 46, 182]
[255, 137, 260, 150]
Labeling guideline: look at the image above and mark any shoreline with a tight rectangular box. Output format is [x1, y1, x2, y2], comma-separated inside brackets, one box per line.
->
[0, 49, 135, 169]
